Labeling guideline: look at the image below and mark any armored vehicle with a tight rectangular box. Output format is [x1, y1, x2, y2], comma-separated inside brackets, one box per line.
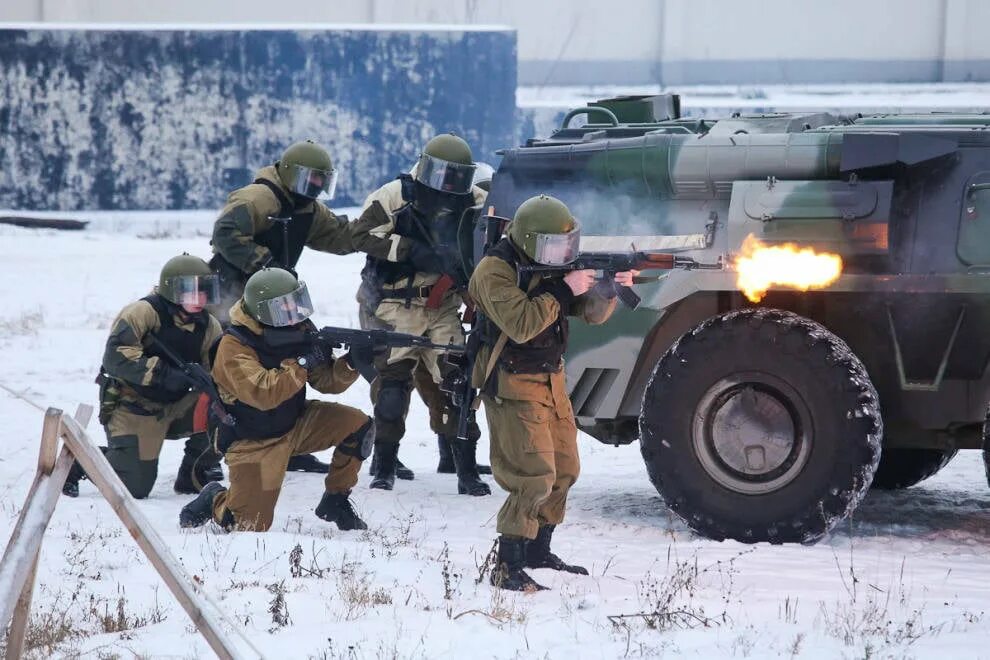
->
[478, 95, 990, 544]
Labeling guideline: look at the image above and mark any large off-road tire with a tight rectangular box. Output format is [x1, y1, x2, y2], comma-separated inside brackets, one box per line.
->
[870, 448, 957, 490]
[639, 308, 882, 544]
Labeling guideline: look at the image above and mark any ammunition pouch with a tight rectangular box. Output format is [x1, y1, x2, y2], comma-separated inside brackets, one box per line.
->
[96, 369, 122, 426]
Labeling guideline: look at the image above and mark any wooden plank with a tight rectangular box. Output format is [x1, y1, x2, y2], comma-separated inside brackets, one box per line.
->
[0, 446, 73, 630]
[6, 405, 93, 659]
[58, 414, 256, 660]
[36, 407, 61, 475]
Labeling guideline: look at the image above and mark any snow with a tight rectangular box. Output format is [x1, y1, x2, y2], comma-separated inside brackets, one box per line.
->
[517, 83, 990, 112]
[2, 219, 990, 659]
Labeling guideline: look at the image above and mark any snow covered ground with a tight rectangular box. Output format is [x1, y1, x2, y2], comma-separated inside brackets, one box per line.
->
[2, 218, 990, 659]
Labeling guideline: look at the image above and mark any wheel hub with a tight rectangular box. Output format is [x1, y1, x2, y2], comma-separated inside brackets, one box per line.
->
[692, 373, 812, 494]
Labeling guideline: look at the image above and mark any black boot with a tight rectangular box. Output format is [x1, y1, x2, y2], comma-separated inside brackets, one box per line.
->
[315, 491, 368, 531]
[491, 536, 548, 592]
[174, 449, 225, 495]
[369, 442, 399, 490]
[287, 453, 330, 473]
[62, 460, 86, 498]
[368, 451, 414, 480]
[179, 481, 226, 528]
[452, 439, 491, 496]
[525, 525, 588, 575]
[439, 434, 492, 475]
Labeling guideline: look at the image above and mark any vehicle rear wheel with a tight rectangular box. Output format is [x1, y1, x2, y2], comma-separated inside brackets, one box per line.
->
[639, 308, 882, 544]
[870, 448, 957, 490]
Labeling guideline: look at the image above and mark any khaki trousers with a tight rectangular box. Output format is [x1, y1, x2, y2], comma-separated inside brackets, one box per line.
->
[483, 395, 580, 539]
[103, 393, 205, 499]
[212, 400, 370, 531]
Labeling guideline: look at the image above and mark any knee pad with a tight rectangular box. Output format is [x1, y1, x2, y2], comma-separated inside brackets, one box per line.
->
[374, 380, 410, 424]
[337, 419, 375, 460]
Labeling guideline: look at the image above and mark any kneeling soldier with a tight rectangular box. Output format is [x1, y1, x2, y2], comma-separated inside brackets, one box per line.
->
[63, 254, 224, 499]
[179, 268, 373, 532]
[468, 195, 635, 591]
[210, 139, 352, 475]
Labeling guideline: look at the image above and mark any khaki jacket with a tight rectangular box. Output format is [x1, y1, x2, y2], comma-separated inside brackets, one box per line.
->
[103, 294, 222, 407]
[212, 302, 359, 410]
[211, 166, 353, 275]
[349, 178, 486, 301]
[468, 255, 616, 406]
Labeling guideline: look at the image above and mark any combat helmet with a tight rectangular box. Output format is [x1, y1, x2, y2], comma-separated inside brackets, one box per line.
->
[414, 134, 477, 195]
[507, 195, 581, 265]
[276, 140, 338, 200]
[243, 268, 314, 327]
[158, 254, 220, 307]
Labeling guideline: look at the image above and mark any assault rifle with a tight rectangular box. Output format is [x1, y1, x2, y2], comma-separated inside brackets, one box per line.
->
[517, 251, 722, 309]
[439, 330, 482, 440]
[147, 335, 236, 427]
[309, 325, 466, 382]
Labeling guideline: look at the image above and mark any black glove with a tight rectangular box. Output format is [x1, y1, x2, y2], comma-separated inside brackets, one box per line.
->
[296, 343, 329, 371]
[158, 365, 190, 393]
[406, 240, 443, 273]
[344, 344, 385, 382]
[530, 277, 577, 314]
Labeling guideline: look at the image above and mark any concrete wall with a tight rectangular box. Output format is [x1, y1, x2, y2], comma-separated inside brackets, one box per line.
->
[0, 26, 516, 211]
[4, 0, 990, 84]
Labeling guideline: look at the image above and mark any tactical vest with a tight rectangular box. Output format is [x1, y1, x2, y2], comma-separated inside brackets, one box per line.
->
[363, 174, 471, 288]
[219, 324, 310, 444]
[484, 238, 569, 374]
[253, 178, 315, 272]
[129, 294, 209, 403]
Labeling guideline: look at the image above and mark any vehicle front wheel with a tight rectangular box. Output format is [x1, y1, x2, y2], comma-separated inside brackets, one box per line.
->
[639, 308, 882, 544]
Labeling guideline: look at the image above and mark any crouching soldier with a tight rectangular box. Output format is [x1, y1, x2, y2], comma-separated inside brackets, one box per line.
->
[210, 139, 353, 474]
[179, 268, 373, 532]
[63, 255, 224, 499]
[468, 195, 636, 591]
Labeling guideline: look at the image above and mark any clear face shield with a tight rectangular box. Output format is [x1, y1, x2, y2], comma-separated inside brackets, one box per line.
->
[284, 164, 338, 200]
[256, 281, 315, 327]
[531, 222, 581, 266]
[415, 153, 476, 195]
[165, 274, 221, 308]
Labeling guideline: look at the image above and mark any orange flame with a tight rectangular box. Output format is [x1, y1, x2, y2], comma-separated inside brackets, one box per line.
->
[734, 234, 843, 303]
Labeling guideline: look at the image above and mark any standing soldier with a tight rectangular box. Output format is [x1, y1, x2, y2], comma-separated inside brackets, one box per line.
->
[350, 134, 489, 495]
[179, 268, 374, 532]
[209, 138, 351, 474]
[63, 255, 224, 499]
[468, 195, 636, 591]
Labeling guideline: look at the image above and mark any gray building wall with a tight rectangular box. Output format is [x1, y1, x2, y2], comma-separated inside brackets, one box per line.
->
[4, 0, 990, 85]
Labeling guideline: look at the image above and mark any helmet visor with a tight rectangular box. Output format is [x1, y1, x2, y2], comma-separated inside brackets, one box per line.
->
[284, 164, 338, 200]
[256, 281, 315, 327]
[532, 223, 581, 266]
[415, 153, 476, 195]
[164, 274, 220, 307]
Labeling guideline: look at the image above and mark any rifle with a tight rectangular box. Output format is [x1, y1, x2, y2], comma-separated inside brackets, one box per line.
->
[308, 325, 466, 382]
[439, 329, 482, 440]
[147, 335, 236, 427]
[517, 251, 722, 309]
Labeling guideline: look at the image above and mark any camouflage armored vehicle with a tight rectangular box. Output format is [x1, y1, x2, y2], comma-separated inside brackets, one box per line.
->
[476, 95, 990, 544]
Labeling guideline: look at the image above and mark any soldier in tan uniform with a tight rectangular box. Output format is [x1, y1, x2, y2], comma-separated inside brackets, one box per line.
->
[349, 134, 490, 495]
[210, 139, 352, 474]
[468, 195, 636, 591]
[179, 268, 373, 532]
[63, 255, 224, 499]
